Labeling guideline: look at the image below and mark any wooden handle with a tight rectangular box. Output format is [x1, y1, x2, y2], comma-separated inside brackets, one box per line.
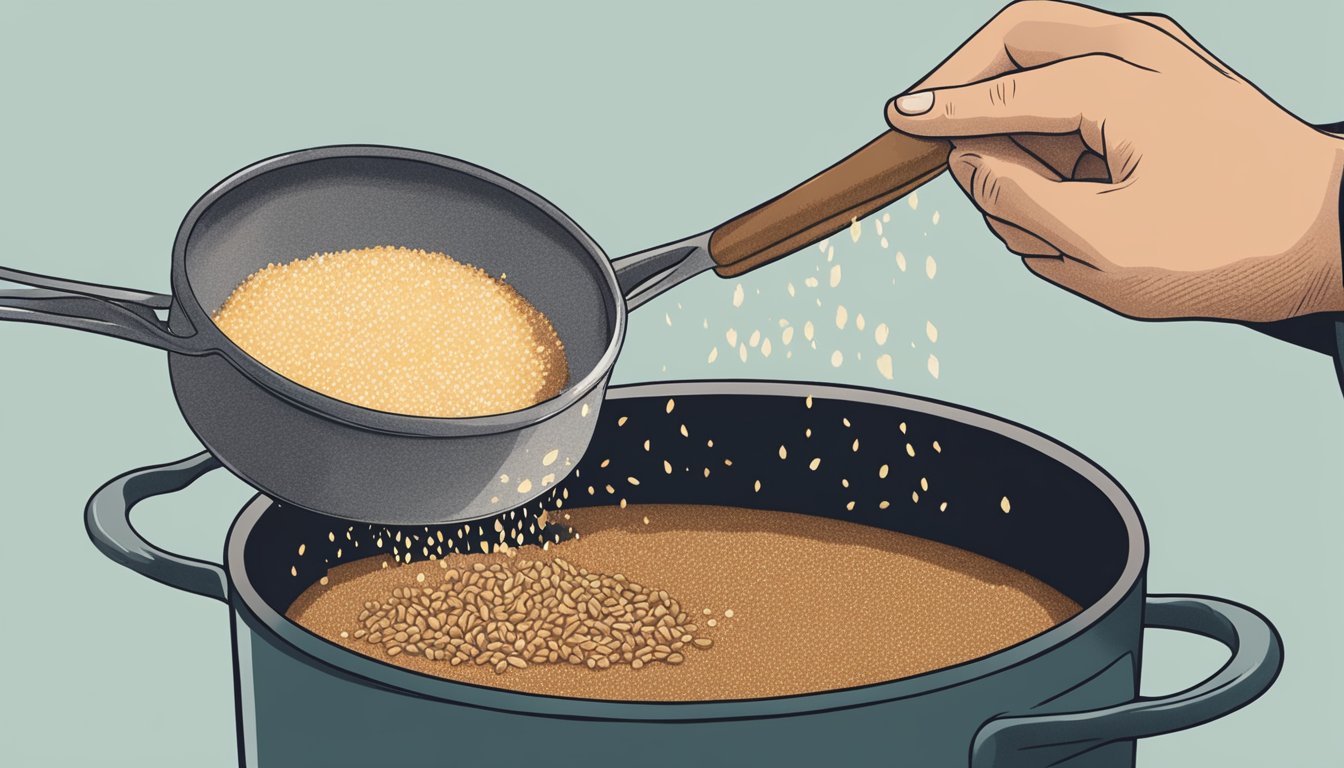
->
[707, 132, 950, 277]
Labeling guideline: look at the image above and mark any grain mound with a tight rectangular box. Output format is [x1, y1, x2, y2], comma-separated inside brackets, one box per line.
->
[350, 557, 705, 674]
[212, 246, 568, 417]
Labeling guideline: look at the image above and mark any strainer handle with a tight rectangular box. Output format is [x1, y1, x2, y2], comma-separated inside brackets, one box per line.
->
[0, 266, 212, 355]
[85, 452, 229, 602]
[707, 131, 949, 277]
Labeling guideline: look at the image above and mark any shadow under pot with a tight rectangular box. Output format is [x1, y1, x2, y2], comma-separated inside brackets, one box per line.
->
[86, 381, 1281, 768]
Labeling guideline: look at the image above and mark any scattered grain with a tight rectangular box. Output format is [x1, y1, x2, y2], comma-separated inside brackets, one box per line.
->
[876, 354, 893, 380]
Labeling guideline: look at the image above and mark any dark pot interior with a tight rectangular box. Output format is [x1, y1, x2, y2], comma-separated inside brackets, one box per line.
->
[245, 382, 1136, 641]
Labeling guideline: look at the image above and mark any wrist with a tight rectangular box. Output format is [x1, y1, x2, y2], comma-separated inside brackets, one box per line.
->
[1284, 134, 1344, 318]
[1321, 136, 1344, 309]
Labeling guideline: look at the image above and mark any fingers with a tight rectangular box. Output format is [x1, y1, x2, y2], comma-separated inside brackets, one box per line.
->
[907, 1, 1183, 94]
[986, 216, 1061, 256]
[1071, 151, 1110, 181]
[889, 55, 1134, 148]
[948, 137, 1060, 256]
[1011, 134, 1089, 179]
[947, 137, 1108, 262]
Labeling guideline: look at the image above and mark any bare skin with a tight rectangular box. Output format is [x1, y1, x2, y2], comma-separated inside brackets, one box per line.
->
[885, 0, 1344, 323]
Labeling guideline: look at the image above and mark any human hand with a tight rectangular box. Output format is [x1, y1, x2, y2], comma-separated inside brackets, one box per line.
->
[885, 1, 1344, 322]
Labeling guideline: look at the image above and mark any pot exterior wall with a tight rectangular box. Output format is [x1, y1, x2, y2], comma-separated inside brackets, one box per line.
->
[229, 583, 1143, 768]
[168, 349, 606, 525]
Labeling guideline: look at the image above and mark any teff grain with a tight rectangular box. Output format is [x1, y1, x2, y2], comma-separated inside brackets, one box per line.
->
[314, 550, 706, 679]
[290, 504, 1077, 701]
[212, 246, 568, 417]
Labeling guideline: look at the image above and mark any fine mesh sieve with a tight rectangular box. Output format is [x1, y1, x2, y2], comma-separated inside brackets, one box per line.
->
[1, 136, 948, 524]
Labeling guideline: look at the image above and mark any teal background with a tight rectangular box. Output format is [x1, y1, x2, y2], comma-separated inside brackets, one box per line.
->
[2, 0, 1341, 764]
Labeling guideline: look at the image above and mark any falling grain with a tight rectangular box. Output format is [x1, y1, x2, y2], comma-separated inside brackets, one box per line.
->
[876, 354, 893, 380]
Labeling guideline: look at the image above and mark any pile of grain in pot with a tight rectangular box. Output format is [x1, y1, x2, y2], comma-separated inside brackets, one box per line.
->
[350, 556, 708, 674]
[211, 245, 569, 418]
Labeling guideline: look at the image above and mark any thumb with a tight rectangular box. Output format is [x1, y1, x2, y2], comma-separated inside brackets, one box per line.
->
[953, 148, 1105, 263]
[887, 55, 1130, 148]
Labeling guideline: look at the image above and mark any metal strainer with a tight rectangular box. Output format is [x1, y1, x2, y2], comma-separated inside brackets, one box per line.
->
[0, 135, 948, 523]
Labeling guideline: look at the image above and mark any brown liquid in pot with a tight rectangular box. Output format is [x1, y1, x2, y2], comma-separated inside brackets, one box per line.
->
[288, 504, 1079, 701]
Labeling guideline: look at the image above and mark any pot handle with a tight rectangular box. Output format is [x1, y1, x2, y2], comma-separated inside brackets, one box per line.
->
[971, 594, 1282, 768]
[85, 452, 229, 602]
[0, 266, 211, 355]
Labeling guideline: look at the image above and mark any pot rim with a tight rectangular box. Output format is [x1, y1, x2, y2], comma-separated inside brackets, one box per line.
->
[170, 144, 628, 438]
[224, 379, 1148, 721]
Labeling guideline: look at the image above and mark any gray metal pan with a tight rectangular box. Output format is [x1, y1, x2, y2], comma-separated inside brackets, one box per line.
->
[0, 137, 948, 524]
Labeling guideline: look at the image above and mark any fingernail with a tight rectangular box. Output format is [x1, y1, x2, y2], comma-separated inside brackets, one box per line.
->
[894, 91, 933, 115]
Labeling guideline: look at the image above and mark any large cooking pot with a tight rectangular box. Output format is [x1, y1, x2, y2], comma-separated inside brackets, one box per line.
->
[86, 381, 1281, 767]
